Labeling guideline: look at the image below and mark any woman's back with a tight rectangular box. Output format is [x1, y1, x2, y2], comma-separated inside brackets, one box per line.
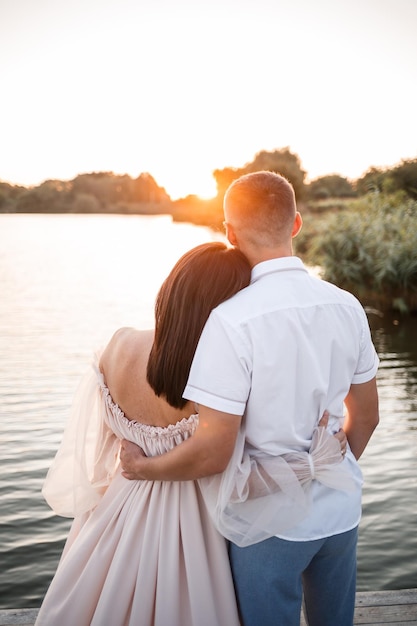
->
[99, 327, 194, 427]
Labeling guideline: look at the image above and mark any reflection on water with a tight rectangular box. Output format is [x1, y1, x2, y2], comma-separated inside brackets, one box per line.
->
[0, 214, 416, 610]
[356, 311, 417, 591]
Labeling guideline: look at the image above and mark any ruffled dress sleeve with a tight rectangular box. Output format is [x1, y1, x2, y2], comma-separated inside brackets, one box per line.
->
[198, 423, 355, 547]
[42, 352, 120, 518]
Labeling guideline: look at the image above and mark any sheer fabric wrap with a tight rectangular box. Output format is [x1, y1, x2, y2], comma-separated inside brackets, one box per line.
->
[43, 351, 354, 546]
[199, 423, 355, 547]
[42, 354, 120, 517]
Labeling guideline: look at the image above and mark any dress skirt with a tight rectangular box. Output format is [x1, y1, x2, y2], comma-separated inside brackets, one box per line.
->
[35, 356, 240, 626]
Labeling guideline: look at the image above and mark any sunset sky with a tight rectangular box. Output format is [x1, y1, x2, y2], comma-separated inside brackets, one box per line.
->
[1, 0, 416, 199]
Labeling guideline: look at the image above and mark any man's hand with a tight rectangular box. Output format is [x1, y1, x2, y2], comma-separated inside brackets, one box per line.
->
[120, 439, 147, 480]
[118, 407, 241, 482]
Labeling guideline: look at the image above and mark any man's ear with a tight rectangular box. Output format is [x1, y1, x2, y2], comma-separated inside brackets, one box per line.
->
[291, 212, 303, 238]
[226, 223, 239, 247]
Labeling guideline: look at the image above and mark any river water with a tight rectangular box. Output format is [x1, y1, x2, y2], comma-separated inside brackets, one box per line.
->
[0, 214, 416, 609]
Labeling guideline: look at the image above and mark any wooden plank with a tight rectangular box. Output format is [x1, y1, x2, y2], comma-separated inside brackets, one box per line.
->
[300, 589, 417, 626]
[354, 604, 417, 624]
[356, 588, 417, 606]
[0, 609, 38, 626]
[354, 589, 417, 625]
[1, 590, 417, 625]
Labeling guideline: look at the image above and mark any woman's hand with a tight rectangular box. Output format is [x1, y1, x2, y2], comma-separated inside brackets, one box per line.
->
[318, 410, 347, 457]
[333, 429, 347, 457]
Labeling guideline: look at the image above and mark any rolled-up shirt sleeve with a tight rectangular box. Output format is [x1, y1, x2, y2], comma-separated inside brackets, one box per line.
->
[183, 311, 250, 415]
[351, 309, 380, 384]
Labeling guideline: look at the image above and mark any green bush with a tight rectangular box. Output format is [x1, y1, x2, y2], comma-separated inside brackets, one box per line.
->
[307, 175, 356, 200]
[301, 193, 417, 313]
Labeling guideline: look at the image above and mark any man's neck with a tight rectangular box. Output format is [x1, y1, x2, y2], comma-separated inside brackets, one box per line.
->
[244, 245, 294, 268]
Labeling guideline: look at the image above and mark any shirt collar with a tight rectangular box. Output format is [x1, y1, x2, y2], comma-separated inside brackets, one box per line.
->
[250, 256, 307, 284]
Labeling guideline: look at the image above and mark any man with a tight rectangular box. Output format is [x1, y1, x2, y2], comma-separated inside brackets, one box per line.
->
[121, 171, 379, 626]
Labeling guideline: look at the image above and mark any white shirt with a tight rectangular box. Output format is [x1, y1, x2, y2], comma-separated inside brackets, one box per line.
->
[184, 256, 379, 541]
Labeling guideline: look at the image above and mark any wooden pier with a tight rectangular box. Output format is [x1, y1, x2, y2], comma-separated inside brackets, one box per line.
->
[1, 589, 417, 625]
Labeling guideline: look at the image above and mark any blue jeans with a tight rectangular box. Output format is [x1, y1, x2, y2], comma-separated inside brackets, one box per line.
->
[229, 526, 358, 626]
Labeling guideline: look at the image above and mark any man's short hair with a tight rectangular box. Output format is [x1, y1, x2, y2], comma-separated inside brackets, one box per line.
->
[224, 171, 297, 246]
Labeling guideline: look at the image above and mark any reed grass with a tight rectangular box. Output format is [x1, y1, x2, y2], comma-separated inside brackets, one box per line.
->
[298, 193, 417, 313]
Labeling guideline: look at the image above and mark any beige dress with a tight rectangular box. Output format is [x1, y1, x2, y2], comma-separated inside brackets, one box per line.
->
[35, 355, 240, 626]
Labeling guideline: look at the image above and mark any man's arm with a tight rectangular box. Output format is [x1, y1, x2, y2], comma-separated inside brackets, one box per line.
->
[120, 406, 242, 481]
[343, 376, 379, 459]
[120, 409, 348, 483]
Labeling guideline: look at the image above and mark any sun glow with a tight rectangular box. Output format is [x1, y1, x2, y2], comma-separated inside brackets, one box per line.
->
[157, 169, 218, 201]
[1, 0, 416, 201]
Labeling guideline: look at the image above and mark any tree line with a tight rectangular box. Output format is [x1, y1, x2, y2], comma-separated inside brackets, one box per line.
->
[1, 149, 416, 225]
[0, 172, 171, 216]
[2, 149, 416, 312]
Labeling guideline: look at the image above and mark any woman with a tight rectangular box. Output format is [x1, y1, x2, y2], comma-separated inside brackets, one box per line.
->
[36, 243, 250, 626]
[36, 242, 347, 626]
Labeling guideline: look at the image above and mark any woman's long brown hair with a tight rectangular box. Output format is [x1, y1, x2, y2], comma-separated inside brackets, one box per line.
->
[147, 242, 251, 408]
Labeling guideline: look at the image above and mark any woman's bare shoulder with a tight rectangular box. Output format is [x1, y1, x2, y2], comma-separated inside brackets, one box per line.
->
[100, 327, 153, 373]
